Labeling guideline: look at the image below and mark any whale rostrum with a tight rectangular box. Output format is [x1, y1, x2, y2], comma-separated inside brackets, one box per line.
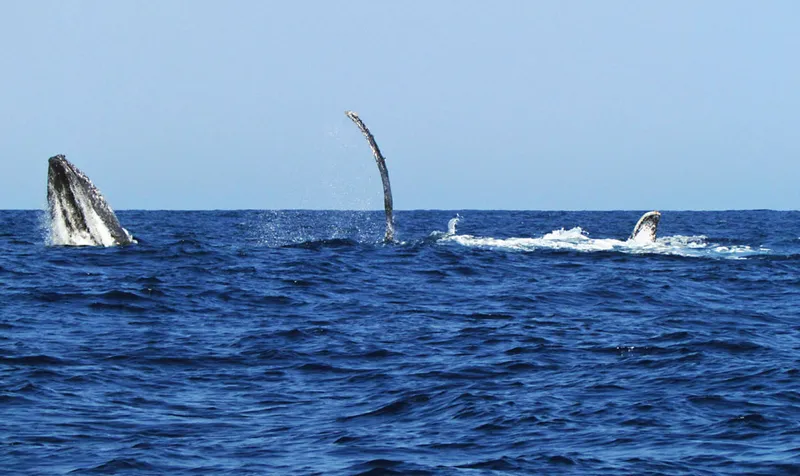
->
[630, 211, 661, 243]
[345, 111, 395, 243]
[47, 154, 133, 246]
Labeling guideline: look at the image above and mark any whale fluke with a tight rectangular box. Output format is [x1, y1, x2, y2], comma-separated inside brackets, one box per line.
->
[47, 154, 133, 246]
[630, 211, 661, 243]
[345, 111, 394, 243]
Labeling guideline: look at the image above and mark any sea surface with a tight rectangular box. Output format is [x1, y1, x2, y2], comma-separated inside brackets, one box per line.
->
[1, 209, 799, 475]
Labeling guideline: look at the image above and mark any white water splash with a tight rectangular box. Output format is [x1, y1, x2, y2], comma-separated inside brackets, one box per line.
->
[254, 210, 389, 247]
[439, 226, 769, 259]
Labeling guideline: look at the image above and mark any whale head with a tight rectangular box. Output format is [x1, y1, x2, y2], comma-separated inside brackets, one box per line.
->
[47, 155, 132, 246]
[630, 211, 661, 243]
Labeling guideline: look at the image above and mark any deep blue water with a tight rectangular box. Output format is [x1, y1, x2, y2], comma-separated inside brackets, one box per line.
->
[1, 210, 799, 475]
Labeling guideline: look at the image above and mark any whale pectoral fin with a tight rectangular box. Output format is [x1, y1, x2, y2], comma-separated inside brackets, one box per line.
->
[345, 111, 395, 243]
[630, 211, 661, 243]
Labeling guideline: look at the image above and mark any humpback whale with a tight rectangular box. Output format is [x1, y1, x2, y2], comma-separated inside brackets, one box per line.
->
[47, 154, 133, 246]
[629, 211, 661, 243]
[345, 111, 395, 243]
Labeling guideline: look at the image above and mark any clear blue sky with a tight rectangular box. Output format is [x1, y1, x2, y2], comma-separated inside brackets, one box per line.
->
[1, 1, 798, 210]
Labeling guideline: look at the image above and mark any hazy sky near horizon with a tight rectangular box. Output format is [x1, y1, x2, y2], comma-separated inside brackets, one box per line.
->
[1, 1, 799, 210]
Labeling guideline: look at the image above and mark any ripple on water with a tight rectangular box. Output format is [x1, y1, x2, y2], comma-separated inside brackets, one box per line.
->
[2, 210, 799, 474]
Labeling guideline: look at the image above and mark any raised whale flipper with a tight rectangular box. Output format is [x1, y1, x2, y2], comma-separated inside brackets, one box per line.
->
[345, 111, 394, 243]
[47, 154, 133, 246]
[629, 210, 661, 243]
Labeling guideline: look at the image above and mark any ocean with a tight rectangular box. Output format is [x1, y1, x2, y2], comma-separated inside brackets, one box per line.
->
[1, 209, 798, 474]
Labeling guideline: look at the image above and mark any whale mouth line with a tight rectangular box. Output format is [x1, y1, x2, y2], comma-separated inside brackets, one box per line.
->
[46, 154, 133, 247]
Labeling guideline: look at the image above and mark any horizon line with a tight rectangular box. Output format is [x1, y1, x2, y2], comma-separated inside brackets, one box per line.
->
[4, 208, 798, 213]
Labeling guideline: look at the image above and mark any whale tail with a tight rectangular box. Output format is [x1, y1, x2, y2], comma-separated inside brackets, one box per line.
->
[47, 154, 133, 246]
[630, 211, 661, 243]
[345, 111, 394, 243]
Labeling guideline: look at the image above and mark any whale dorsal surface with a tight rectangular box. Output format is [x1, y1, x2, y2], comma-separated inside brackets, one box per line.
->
[630, 211, 661, 243]
[345, 111, 395, 243]
[47, 154, 133, 246]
